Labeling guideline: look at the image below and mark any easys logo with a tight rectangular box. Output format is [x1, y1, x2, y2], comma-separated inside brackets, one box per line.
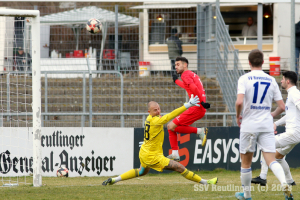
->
[193, 138, 260, 164]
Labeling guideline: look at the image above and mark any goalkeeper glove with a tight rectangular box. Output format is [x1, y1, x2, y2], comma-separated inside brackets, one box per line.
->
[172, 74, 178, 83]
[200, 102, 210, 109]
[184, 94, 200, 109]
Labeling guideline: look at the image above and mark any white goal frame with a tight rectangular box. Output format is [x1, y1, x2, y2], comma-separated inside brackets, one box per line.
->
[0, 9, 42, 187]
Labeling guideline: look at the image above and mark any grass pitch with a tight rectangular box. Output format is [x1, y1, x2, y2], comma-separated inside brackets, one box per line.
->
[1, 168, 300, 200]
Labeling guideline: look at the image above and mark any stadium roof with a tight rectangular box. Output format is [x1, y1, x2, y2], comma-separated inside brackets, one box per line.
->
[131, 0, 300, 9]
[40, 6, 139, 53]
[40, 6, 139, 26]
[130, 3, 259, 9]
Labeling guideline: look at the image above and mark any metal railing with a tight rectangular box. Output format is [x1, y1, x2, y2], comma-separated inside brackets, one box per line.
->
[230, 36, 273, 44]
[1, 68, 236, 127]
[0, 111, 236, 127]
[215, 6, 245, 126]
[1, 69, 293, 128]
[196, 4, 245, 126]
[43, 70, 124, 127]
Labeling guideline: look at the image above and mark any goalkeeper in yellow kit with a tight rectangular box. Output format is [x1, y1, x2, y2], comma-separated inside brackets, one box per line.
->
[102, 95, 218, 186]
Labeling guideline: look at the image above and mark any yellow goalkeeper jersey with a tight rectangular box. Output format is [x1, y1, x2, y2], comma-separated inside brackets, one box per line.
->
[140, 105, 186, 158]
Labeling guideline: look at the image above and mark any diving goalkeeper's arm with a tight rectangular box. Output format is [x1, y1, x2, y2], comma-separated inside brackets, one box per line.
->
[151, 95, 200, 125]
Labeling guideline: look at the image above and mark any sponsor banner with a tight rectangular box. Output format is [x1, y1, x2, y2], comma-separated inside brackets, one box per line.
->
[134, 127, 298, 172]
[0, 127, 134, 177]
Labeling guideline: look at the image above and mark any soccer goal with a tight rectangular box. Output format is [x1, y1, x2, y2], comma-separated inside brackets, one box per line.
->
[0, 9, 41, 187]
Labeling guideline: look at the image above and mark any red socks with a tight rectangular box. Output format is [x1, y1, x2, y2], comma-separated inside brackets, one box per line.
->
[168, 130, 178, 150]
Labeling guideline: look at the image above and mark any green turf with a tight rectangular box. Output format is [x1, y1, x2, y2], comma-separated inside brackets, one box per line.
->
[1, 168, 299, 200]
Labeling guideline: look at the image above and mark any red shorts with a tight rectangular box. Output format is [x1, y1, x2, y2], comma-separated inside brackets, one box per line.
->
[173, 107, 206, 126]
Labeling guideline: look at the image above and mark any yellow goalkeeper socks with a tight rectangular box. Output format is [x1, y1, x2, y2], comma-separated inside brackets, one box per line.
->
[181, 168, 201, 183]
[120, 169, 140, 181]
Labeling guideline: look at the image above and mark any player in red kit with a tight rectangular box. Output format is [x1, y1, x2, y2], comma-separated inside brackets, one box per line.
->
[167, 57, 210, 161]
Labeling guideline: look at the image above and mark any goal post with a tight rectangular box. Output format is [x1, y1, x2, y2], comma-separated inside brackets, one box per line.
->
[0, 9, 41, 187]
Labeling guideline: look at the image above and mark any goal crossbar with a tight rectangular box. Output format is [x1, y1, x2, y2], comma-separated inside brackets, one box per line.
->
[0, 9, 39, 17]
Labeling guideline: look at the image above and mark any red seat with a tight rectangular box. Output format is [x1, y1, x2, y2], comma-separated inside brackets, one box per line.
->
[103, 49, 115, 59]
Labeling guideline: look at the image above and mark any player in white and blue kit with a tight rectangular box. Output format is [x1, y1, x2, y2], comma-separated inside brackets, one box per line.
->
[235, 49, 293, 200]
[252, 71, 300, 187]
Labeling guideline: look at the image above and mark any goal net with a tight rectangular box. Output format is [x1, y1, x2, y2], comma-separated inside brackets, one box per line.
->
[0, 9, 41, 187]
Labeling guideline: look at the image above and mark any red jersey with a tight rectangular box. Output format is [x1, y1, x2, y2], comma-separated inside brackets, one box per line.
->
[176, 70, 206, 104]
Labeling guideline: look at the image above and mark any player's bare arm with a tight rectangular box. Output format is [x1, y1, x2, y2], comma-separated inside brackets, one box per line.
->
[151, 95, 200, 125]
[235, 94, 244, 127]
[271, 99, 285, 117]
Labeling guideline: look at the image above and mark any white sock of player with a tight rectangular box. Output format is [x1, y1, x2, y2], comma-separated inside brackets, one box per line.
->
[269, 161, 287, 185]
[276, 158, 294, 184]
[241, 167, 252, 199]
[197, 128, 205, 140]
[260, 154, 268, 180]
[200, 179, 208, 185]
[172, 150, 179, 156]
[114, 176, 122, 183]
[197, 128, 204, 134]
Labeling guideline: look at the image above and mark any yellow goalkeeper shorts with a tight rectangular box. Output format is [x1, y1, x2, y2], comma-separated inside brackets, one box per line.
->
[139, 154, 170, 172]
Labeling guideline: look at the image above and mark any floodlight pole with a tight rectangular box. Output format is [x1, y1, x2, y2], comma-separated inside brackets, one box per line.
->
[216, 0, 219, 10]
[291, 0, 295, 72]
[257, 3, 263, 51]
[115, 4, 118, 70]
